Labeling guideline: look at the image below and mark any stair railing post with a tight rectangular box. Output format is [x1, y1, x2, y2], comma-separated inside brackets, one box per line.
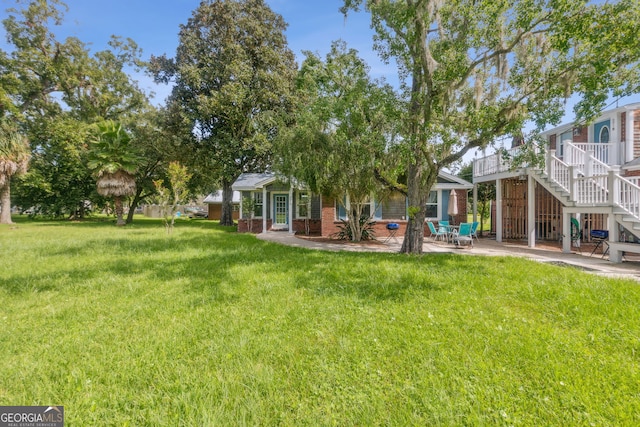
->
[547, 149, 555, 178]
[608, 169, 617, 206]
[585, 150, 593, 177]
[569, 165, 576, 201]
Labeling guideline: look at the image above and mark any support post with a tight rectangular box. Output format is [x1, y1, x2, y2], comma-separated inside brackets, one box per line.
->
[562, 212, 571, 253]
[288, 186, 294, 234]
[608, 213, 621, 262]
[547, 149, 555, 177]
[262, 186, 267, 234]
[569, 165, 576, 201]
[496, 178, 503, 242]
[472, 184, 478, 223]
[527, 173, 535, 248]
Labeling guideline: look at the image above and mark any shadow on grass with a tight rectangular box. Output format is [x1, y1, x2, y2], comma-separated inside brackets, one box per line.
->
[2, 220, 493, 303]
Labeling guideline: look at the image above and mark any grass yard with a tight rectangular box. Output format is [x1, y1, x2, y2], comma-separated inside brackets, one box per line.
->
[1, 217, 640, 426]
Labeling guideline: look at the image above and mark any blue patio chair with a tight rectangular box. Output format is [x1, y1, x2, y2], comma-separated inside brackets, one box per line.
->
[437, 220, 450, 239]
[427, 221, 448, 242]
[452, 222, 474, 247]
[470, 221, 480, 241]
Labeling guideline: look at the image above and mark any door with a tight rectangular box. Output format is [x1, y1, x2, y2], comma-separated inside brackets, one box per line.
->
[273, 194, 288, 228]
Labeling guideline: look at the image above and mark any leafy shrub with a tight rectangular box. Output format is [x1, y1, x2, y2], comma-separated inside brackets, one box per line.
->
[333, 215, 377, 241]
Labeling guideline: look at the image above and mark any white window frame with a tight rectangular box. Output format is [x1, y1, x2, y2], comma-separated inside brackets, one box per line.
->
[297, 191, 310, 219]
[336, 194, 376, 221]
[425, 190, 440, 220]
[253, 192, 263, 218]
[599, 125, 610, 143]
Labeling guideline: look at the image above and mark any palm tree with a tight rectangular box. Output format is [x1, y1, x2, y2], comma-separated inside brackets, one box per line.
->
[88, 120, 139, 226]
[0, 121, 30, 224]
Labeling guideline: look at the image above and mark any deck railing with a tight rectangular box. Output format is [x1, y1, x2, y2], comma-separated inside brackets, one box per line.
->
[473, 139, 640, 230]
[614, 174, 640, 219]
[548, 155, 570, 193]
[472, 146, 524, 177]
[574, 174, 609, 205]
[572, 142, 620, 166]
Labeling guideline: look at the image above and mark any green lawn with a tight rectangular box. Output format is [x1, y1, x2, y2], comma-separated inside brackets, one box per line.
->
[1, 217, 639, 425]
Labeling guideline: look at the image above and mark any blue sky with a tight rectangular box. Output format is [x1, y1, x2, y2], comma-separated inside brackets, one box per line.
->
[0, 0, 392, 105]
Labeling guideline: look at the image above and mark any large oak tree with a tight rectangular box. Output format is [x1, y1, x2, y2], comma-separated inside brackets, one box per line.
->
[2, 0, 154, 218]
[150, 0, 297, 226]
[342, 0, 640, 253]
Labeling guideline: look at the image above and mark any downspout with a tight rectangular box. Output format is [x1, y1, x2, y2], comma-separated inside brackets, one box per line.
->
[289, 185, 294, 234]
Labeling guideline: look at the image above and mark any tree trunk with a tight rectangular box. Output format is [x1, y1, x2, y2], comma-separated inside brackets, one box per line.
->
[347, 201, 364, 242]
[126, 188, 145, 224]
[400, 162, 438, 254]
[114, 196, 126, 226]
[400, 64, 436, 254]
[220, 181, 234, 226]
[0, 183, 12, 224]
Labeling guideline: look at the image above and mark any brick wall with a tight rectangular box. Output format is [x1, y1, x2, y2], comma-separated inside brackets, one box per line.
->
[237, 219, 272, 233]
[623, 169, 640, 178]
[319, 193, 469, 238]
[573, 125, 588, 143]
[320, 196, 339, 236]
[237, 218, 321, 234]
[292, 220, 322, 235]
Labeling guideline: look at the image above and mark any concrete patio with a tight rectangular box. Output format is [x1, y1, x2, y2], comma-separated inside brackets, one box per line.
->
[257, 232, 640, 282]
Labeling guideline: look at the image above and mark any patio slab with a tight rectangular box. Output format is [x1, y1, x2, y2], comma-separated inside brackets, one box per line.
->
[257, 232, 640, 282]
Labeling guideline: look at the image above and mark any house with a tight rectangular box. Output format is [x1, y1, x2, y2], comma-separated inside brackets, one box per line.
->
[472, 102, 640, 262]
[203, 190, 241, 220]
[232, 172, 473, 238]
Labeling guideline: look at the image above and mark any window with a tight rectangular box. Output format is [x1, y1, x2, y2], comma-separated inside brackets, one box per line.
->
[599, 126, 610, 143]
[297, 192, 310, 218]
[425, 191, 438, 219]
[253, 192, 263, 217]
[355, 196, 372, 219]
[334, 195, 373, 220]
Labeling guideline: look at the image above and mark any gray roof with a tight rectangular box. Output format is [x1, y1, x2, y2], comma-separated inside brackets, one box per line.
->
[231, 173, 277, 191]
[203, 190, 241, 204]
[436, 170, 474, 189]
[623, 157, 640, 171]
[232, 171, 472, 191]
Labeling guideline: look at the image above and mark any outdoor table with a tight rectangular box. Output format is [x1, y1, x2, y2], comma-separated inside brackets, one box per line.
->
[447, 225, 459, 243]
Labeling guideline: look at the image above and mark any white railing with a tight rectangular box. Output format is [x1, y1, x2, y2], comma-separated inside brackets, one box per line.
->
[572, 142, 620, 166]
[563, 142, 584, 170]
[627, 177, 640, 187]
[473, 146, 524, 178]
[574, 174, 609, 205]
[562, 141, 610, 176]
[472, 139, 640, 229]
[548, 155, 570, 193]
[613, 175, 640, 220]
